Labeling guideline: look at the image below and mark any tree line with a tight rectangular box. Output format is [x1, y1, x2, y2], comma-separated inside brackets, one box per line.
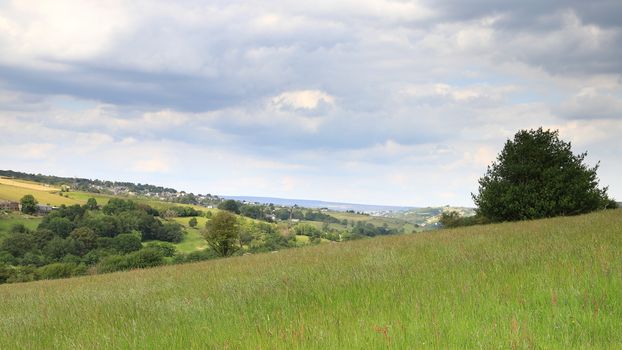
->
[0, 198, 183, 283]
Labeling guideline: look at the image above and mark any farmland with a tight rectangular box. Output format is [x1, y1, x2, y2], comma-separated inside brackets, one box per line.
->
[0, 178, 81, 206]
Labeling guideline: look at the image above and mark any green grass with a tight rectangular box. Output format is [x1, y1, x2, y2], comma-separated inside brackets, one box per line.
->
[0, 212, 43, 240]
[65, 191, 214, 214]
[295, 234, 310, 244]
[1, 210, 621, 348]
[328, 211, 414, 232]
[172, 217, 210, 253]
[63, 191, 113, 205]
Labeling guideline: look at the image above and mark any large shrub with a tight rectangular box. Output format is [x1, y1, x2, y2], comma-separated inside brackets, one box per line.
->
[473, 128, 615, 222]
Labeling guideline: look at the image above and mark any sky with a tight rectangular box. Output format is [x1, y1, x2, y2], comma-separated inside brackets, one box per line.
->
[1, 0, 621, 207]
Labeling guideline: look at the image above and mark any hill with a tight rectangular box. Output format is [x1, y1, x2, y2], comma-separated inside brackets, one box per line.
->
[224, 195, 414, 212]
[1, 209, 620, 348]
[384, 206, 477, 226]
[0, 170, 221, 206]
[0, 175, 418, 254]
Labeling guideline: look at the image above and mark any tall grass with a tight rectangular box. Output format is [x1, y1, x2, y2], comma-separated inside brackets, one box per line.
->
[1, 210, 621, 348]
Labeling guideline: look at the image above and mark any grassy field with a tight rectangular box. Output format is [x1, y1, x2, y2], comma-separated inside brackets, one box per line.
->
[0, 177, 61, 192]
[0, 212, 42, 240]
[1, 209, 620, 348]
[329, 211, 421, 233]
[0, 182, 81, 206]
[172, 217, 210, 253]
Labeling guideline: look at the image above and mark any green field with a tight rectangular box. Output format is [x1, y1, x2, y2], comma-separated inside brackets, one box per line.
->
[0, 212, 42, 240]
[172, 217, 210, 253]
[329, 211, 421, 233]
[1, 209, 620, 348]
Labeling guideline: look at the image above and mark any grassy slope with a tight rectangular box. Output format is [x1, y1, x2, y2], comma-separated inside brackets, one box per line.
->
[329, 211, 419, 233]
[1, 210, 621, 348]
[0, 182, 80, 206]
[172, 217, 210, 253]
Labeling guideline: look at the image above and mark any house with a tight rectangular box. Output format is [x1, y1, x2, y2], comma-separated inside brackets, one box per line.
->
[0, 200, 20, 212]
[35, 204, 56, 214]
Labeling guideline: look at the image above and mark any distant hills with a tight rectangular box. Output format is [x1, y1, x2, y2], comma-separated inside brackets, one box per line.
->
[224, 195, 477, 224]
[223, 195, 416, 213]
[2, 169, 478, 220]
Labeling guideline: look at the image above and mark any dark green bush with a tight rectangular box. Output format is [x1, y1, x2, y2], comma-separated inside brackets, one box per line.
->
[96, 255, 129, 273]
[37, 263, 83, 280]
[113, 233, 142, 254]
[125, 248, 164, 269]
[144, 242, 177, 257]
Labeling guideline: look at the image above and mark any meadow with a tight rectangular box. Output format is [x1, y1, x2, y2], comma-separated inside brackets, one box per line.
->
[0, 179, 80, 206]
[0, 212, 42, 239]
[1, 209, 620, 348]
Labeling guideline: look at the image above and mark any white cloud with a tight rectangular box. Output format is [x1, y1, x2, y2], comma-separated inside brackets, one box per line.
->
[271, 90, 335, 110]
[132, 158, 171, 173]
[4, 143, 57, 160]
[0, 0, 130, 68]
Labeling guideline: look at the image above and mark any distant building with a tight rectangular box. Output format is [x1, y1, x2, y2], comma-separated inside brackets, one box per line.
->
[35, 204, 56, 214]
[0, 200, 20, 212]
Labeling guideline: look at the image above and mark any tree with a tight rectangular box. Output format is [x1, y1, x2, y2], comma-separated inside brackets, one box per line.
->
[240, 204, 262, 219]
[40, 217, 75, 238]
[157, 222, 184, 243]
[113, 233, 142, 254]
[218, 200, 241, 214]
[85, 198, 98, 210]
[69, 227, 98, 253]
[20, 194, 38, 214]
[294, 223, 322, 238]
[0, 232, 34, 258]
[103, 198, 137, 215]
[188, 217, 198, 228]
[473, 128, 615, 222]
[203, 211, 240, 257]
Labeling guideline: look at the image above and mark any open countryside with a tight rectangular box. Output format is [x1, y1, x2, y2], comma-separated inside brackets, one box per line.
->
[1, 0, 622, 348]
[1, 210, 621, 348]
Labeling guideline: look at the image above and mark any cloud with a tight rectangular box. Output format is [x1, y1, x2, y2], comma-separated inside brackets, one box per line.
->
[559, 87, 622, 120]
[132, 159, 172, 173]
[272, 90, 335, 111]
[3, 143, 57, 160]
[1, 0, 621, 205]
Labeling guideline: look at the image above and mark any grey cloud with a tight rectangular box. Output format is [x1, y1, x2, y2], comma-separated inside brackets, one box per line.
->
[425, 0, 622, 75]
[0, 0, 621, 205]
[559, 90, 622, 119]
[429, 0, 622, 28]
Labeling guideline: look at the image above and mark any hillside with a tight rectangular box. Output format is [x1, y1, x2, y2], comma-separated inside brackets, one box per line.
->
[0, 175, 417, 253]
[224, 195, 414, 212]
[1, 210, 620, 348]
[385, 206, 477, 226]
